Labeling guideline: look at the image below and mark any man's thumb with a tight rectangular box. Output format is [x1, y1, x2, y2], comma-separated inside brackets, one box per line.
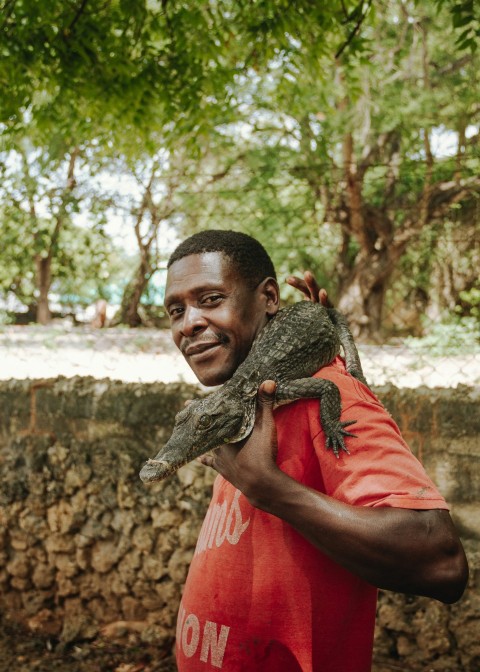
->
[257, 380, 276, 406]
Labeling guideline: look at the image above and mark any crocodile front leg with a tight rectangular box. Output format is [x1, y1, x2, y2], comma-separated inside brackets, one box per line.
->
[275, 378, 357, 457]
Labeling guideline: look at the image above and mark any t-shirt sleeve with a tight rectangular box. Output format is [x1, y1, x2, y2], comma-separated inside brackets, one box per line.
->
[308, 369, 448, 511]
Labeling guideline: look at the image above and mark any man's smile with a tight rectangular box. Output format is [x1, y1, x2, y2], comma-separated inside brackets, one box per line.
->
[182, 340, 226, 359]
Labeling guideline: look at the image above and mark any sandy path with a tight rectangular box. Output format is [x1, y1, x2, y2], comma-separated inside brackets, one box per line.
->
[1, 324, 479, 388]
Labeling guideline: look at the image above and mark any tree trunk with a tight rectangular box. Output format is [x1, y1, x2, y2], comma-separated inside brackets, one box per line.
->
[35, 255, 52, 325]
[337, 247, 398, 340]
[115, 260, 151, 327]
[24, 146, 79, 324]
[113, 161, 177, 327]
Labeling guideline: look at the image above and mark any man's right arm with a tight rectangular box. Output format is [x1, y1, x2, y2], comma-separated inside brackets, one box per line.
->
[200, 381, 469, 605]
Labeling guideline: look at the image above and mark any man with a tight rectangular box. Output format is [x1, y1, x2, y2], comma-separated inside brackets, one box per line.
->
[164, 230, 468, 672]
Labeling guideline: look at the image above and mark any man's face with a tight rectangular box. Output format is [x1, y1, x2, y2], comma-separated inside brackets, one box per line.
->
[164, 252, 274, 386]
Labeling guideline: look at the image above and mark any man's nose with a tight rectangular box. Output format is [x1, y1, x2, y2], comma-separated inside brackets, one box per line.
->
[180, 305, 208, 337]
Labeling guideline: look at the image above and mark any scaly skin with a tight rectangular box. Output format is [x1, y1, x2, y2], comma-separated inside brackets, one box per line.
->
[140, 301, 367, 483]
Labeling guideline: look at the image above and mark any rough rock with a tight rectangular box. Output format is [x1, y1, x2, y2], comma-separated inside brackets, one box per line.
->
[0, 377, 478, 670]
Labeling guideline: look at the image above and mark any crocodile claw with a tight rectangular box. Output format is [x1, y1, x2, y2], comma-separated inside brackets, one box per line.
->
[325, 420, 357, 458]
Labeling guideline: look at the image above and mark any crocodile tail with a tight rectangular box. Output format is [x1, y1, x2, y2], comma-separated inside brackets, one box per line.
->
[327, 309, 369, 389]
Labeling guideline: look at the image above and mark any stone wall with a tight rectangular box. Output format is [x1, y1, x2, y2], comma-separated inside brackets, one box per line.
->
[372, 385, 480, 672]
[0, 378, 478, 670]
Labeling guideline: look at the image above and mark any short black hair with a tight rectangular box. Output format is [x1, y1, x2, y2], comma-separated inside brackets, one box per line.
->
[168, 230, 276, 287]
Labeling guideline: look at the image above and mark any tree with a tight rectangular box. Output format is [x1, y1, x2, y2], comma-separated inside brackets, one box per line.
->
[172, 0, 480, 338]
[322, 4, 480, 336]
[0, 0, 381, 326]
[1, 0, 475, 144]
[1, 0, 478, 334]
[0, 138, 80, 322]
[111, 155, 179, 327]
[0, 0, 375, 140]
[0, 130, 120, 322]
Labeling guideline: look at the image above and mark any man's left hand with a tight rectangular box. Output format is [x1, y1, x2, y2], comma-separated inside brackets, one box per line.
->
[286, 271, 333, 307]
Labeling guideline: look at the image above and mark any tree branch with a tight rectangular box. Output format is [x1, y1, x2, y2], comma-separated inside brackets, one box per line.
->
[335, 0, 372, 59]
[435, 54, 472, 77]
[418, 20, 434, 231]
[207, 154, 246, 184]
[67, 0, 89, 36]
[133, 165, 157, 249]
[50, 146, 80, 257]
[395, 176, 480, 249]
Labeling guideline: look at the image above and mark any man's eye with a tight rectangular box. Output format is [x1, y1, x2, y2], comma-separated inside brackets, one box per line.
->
[202, 294, 223, 305]
[168, 306, 184, 317]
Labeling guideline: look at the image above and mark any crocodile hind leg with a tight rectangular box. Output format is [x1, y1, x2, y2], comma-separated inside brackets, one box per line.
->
[275, 378, 356, 457]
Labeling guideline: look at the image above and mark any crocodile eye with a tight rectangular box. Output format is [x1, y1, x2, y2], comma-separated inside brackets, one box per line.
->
[196, 414, 212, 429]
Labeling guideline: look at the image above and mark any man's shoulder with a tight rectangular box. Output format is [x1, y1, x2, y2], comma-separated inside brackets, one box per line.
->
[313, 356, 378, 406]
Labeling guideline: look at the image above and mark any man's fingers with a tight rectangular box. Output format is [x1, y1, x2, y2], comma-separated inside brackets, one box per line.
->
[285, 275, 310, 298]
[197, 454, 218, 471]
[303, 273, 334, 307]
[286, 272, 332, 307]
[303, 271, 321, 302]
[198, 447, 221, 470]
[257, 380, 276, 406]
[318, 288, 333, 309]
[198, 454, 214, 468]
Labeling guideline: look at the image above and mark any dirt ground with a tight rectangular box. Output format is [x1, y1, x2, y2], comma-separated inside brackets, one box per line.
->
[0, 612, 177, 672]
[0, 612, 407, 672]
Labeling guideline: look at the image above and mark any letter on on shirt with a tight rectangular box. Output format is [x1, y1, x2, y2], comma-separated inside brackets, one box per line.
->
[177, 605, 231, 669]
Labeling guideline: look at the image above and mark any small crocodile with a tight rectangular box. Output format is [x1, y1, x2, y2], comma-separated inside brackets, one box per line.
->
[139, 301, 368, 483]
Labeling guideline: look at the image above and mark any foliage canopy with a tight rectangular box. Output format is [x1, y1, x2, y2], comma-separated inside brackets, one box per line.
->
[0, 0, 479, 335]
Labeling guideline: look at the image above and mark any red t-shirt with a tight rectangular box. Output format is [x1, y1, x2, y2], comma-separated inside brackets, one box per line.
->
[176, 358, 448, 671]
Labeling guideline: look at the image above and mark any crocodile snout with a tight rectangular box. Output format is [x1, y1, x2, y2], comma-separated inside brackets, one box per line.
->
[139, 457, 173, 483]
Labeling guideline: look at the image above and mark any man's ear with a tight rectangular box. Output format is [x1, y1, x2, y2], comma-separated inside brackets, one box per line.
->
[259, 277, 280, 316]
